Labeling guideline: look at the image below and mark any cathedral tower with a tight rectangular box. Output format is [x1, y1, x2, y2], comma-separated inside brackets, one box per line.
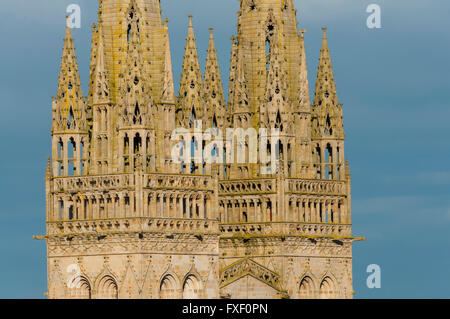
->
[38, 0, 361, 299]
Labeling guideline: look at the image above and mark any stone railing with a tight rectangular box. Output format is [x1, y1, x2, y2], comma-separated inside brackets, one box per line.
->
[286, 179, 347, 195]
[52, 173, 215, 194]
[219, 179, 276, 195]
[143, 174, 214, 191]
[219, 222, 352, 238]
[52, 174, 133, 193]
[47, 217, 219, 236]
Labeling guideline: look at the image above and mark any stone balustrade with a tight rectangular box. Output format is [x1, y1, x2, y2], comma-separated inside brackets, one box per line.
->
[219, 222, 352, 238]
[47, 217, 219, 236]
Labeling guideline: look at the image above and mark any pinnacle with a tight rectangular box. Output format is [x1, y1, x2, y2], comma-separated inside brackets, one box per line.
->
[118, 3, 153, 127]
[203, 27, 225, 124]
[93, 24, 110, 104]
[298, 28, 310, 111]
[57, 23, 82, 101]
[177, 15, 203, 125]
[54, 22, 86, 131]
[162, 20, 175, 104]
[313, 27, 337, 108]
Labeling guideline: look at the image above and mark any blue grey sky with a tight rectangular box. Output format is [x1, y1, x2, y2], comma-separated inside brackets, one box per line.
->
[0, 0, 449, 298]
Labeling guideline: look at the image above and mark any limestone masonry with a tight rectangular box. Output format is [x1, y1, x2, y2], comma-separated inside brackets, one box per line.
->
[37, 0, 362, 299]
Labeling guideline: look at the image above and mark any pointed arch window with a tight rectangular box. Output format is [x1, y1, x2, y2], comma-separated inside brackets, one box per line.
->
[68, 277, 91, 299]
[275, 110, 283, 132]
[133, 103, 141, 125]
[127, 23, 132, 42]
[68, 137, 76, 176]
[324, 115, 332, 135]
[299, 276, 315, 299]
[134, 133, 142, 154]
[160, 274, 178, 299]
[265, 22, 275, 70]
[97, 276, 118, 299]
[189, 107, 197, 128]
[67, 107, 75, 129]
[183, 275, 201, 299]
[127, 5, 140, 43]
[319, 277, 336, 299]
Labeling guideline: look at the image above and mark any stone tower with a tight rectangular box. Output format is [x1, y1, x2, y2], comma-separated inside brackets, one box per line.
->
[37, 0, 362, 299]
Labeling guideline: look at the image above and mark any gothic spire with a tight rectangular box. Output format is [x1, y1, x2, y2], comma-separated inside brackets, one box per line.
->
[298, 30, 311, 112]
[177, 15, 203, 127]
[313, 27, 338, 109]
[202, 28, 225, 127]
[232, 43, 250, 115]
[227, 36, 238, 122]
[312, 27, 343, 138]
[53, 23, 87, 131]
[92, 24, 110, 105]
[262, 34, 289, 129]
[119, 1, 153, 127]
[161, 18, 175, 104]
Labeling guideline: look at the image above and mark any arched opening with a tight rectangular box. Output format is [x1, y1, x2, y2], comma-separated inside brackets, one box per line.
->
[124, 135, 130, 153]
[68, 205, 74, 220]
[160, 274, 178, 299]
[325, 144, 333, 179]
[299, 276, 314, 299]
[80, 140, 85, 175]
[319, 277, 336, 299]
[265, 18, 275, 70]
[315, 144, 321, 178]
[324, 115, 332, 135]
[97, 276, 118, 299]
[67, 107, 75, 129]
[189, 108, 196, 128]
[182, 275, 201, 299]
[133, 103, 141, 125]
[68, 276, 91, 299]
[58, 139, 64, 160]
[123, 134, 130, 171]
[58, 199, 64, 220]
[134, 133, 142, 154]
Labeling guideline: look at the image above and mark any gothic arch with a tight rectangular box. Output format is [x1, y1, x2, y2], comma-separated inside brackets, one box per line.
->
[68, 276, 92, 299]
[319, 276, 337, 299]
[159, 273, 179, 299]
[96, 275, 119, 299]
[298, 276, 315, 299]
[182, 274, 202, 299]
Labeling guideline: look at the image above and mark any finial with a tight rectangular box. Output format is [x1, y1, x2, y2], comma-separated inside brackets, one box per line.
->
[299, 29, 306, 38]
[322, 27, 327, 39]
[188, 15, 194, 28]
[46, 156, 52, 176]
[65, 15, 70, 28]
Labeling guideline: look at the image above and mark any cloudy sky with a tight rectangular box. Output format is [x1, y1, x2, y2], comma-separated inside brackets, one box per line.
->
[0, 0, 449, 298]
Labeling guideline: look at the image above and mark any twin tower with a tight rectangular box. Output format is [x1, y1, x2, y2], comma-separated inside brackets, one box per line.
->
[41, 0, 360, 299]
